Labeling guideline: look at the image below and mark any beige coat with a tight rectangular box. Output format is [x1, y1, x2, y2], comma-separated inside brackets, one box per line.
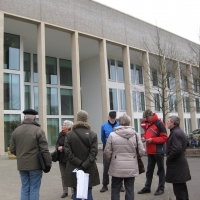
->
[10, 119, 52, 171]
[104, 126, 145, 177]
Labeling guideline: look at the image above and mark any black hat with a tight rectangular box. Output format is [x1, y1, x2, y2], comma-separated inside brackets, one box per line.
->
[109, 111, 116, 118]
[23, 109, 38, 115]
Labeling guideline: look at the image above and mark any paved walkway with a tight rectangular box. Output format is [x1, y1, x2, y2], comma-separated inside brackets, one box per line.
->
[0, 153, 171, 200]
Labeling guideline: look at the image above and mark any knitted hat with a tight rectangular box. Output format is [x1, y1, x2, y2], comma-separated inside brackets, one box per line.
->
[77, 110, 88, 122]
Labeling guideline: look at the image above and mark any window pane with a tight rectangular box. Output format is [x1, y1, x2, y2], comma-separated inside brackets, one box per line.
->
[134, 118, 138, 132]
[4, 33, 20, 70]
[34, 86, 38, 112]
[152, 69, 158, 86]
[154, 93, 160, 111]
[4, 73, 20, 110]
[4, 114, 21, 151]
[136, 65, 143, 84]
[109, 88, 118, 110]
[117, 61, 124, 82]
[60, 59, 72, 86]
[33, 54, 38, 83]
[24, 85, 31, 110]
[138, 92, 145, 111]
[24, 53, 31, 82]
[120, 90, 126, 111]
[130, 64, 135, 84]
[108, 59, 116, 81]
[46, 57, 57, 84]
[47, 118, 59, 146]
[196, 98, 200, 113]
[132, 91, 137, 111]
[60, 89, 74, 115]
[47, 87, 59, 115]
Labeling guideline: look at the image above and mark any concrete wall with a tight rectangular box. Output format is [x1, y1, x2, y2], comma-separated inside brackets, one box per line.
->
[0, 0, 198, 62]
[80, 56, 103, 143]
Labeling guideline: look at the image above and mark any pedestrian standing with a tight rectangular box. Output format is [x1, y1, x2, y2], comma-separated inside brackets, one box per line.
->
[166, 116, 191, 200]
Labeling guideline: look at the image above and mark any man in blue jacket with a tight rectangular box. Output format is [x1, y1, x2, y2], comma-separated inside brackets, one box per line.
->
[100, 111, 125, 192]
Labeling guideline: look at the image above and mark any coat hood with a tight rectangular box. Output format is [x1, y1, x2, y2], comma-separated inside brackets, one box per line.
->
[114, 126, 136, 139]
[72, 121, 91, 130]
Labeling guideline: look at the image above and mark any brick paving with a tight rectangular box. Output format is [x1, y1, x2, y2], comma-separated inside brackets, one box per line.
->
[0, 149, 199, 200]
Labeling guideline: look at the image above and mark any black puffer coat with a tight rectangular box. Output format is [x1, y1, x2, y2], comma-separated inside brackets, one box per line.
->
[165, 126, 191, 183]
[64, 121, 100, 187]
[56, 132, 67, 163]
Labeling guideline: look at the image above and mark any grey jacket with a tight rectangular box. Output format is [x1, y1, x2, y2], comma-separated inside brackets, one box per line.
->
[10, 119, 52, 171]
[104, 126, 145, 177]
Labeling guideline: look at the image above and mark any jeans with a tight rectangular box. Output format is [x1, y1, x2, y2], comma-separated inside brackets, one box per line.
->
[20, 170, 43, 200]
[73, 187, 93, 200]
[145, 154, 165, 191]
[111, 177, 135, 200]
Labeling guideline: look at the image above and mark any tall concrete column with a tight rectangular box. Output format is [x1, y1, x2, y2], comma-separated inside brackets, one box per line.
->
[187, 64, 197, 130]
[142, 51, 152, 109]
[99, 39, 109, 122]
[123, 46, 134, 126]
[0, 11, 4, 155]
[71, 31, 81, 118]
[174, 61, 185, 131]
[37, 22, 47, 136]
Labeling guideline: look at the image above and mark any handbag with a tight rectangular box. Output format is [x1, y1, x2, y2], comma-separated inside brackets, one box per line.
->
[51, 150, 58, 162]
[135, 134, 145, 174]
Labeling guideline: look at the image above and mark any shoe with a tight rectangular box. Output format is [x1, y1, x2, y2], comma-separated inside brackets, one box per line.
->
[61, 193, 68, 198]
[71, 194, 74, 199]
[120, 185, 125, 192]
[154, 189, 164, 196]
[100, 185, 108, 192]
[138, 187, 151, 194]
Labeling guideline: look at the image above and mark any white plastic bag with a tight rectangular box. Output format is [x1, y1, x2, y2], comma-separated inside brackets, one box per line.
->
[75, 170, 89, 199]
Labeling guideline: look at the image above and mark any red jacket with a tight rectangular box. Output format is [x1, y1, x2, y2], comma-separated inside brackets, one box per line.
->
[141, 113, 168, 154]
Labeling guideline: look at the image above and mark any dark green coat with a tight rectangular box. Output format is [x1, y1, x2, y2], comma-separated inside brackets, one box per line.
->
[64, 121, 100, 187]
[10, 119, 52, 171]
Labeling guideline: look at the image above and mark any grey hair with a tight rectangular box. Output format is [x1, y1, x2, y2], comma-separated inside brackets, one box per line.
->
[118, 113, 131, 126]
[169, 115, 180, 126]
[24, 115, 35, 120]
[63, 120, 73, 130]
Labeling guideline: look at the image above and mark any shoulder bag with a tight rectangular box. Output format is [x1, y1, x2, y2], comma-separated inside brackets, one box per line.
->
[51, 149, 58, 162]
[135, 134, 145, 174]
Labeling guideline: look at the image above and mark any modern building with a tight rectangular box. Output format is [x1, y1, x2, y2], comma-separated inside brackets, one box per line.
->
[0, 0, 199, 155]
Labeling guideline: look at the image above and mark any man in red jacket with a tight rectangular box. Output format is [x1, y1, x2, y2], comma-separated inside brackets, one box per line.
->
[138, 109, 168, 196]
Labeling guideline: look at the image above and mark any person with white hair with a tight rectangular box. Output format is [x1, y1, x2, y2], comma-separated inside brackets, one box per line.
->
[56, 120, 74, 199]
[104, 113, 145, 200]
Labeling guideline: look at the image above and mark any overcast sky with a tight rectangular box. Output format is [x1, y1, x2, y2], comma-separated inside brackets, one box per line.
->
[93, 0, 200, 44]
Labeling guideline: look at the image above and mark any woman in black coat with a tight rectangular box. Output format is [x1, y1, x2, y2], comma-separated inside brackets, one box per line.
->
[166, 116, 191, 200]
[56, 120, 74, 199]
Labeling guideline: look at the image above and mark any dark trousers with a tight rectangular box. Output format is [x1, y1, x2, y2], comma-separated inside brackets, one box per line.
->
[173, 183, 189, 200]
[102, 153, 110, 186]
[111, 177, 135, 200]
[145, 154, 165, 190]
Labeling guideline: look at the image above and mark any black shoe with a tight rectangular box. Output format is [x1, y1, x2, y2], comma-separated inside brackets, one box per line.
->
[138, 187, 151, 194]
[61, 193, 68, 198]
[120, 185, 125, 192]
[154, 189, 164, 196]
[100, 185, 108, 192]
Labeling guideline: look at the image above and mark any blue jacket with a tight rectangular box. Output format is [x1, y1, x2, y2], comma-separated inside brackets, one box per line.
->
[101, 120, 119, 144]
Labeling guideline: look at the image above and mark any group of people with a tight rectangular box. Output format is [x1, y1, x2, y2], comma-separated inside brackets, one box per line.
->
[10, 108, 191, 200]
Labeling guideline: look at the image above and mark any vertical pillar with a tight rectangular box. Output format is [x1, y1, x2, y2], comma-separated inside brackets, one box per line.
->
[142, 51, 152, 109]
[0, 11, 4, 155]
[71, 31, 81, 117]
[123, 46, 134, 125]
[174, 61, 185, 131]
[37, 22, 47, 136]
[99, 39, 109, 122]
[187, 64, 197, 130]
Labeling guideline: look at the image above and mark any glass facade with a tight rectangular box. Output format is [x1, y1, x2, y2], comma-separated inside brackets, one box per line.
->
[135, 65, 143, 84]
[33, 54, 38, 83]
[4, 73, 20, 110]
[24, 85, 31, 110]
[119, 90, 126, 111]
[47, 87, 59, 115]
[4, 114, 21, 151]
[46, 57, 57, 85]
[117, 61, 124, 82]
[47, 118, 59, 146]
[60, 89, 73, 115]
[24, 53, 31, 82]
[109, 88, 118, 110]
[4, 33, 20, 70]
[108, 59, 116, 81]
[60, 59, 72, 86]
